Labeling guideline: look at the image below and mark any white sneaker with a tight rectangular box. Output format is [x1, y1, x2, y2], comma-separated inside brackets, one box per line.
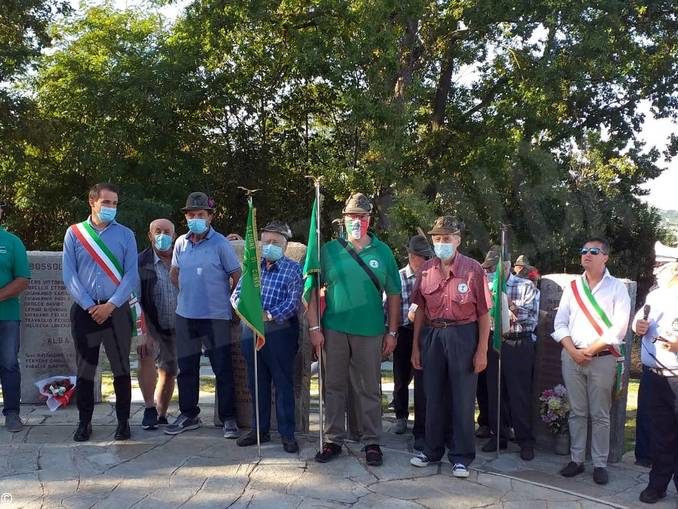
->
[452, 463, 469, 478]
[410, 452, 433, 468]
[223, 419, 240, 439]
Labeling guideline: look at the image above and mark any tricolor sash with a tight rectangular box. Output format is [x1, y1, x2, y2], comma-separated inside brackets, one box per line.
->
[70, 221, 145, 337]
[570, 277, 625, 395]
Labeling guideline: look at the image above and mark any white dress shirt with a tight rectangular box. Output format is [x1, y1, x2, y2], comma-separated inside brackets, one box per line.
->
[634, 287, 678, 370]
[552, 269, 630, 347]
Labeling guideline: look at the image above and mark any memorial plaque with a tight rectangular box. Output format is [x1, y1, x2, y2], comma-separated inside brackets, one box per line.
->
[214, 241, 311, 432]
[19, 252, 101, 404]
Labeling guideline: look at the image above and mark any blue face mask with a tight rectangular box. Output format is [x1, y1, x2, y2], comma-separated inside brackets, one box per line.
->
[154, 233, 172, 252]
[187, 218, 208, 235]
[262, 243, 284, 262]
[97, 206, 117, 224]
[434, 242, 455, 260]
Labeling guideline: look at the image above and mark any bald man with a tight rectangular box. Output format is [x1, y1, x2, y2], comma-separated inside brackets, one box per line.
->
[137, 219, 179, 429]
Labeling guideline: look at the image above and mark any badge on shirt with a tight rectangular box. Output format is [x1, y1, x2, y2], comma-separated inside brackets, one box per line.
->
[457, 282, 469, 294]
[369, 259, 379, 269]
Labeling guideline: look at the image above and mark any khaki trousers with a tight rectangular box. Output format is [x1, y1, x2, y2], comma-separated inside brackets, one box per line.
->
[323, 329, 382, 446]
[561, 349, 616, 467]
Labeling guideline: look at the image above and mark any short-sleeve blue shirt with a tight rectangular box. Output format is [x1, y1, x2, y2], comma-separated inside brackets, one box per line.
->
[172, 227, 241, 320]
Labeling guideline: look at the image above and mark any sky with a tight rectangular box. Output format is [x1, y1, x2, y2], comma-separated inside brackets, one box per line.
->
[70, 0, 677, 211]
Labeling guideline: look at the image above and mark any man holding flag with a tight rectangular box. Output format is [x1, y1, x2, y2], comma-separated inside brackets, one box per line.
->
[63, 183, 139, 442]
[231, 220, 303, 453]
[552, 237, 630, 485]
[483, 256, 540, 460]
[409, 216, 490, 478]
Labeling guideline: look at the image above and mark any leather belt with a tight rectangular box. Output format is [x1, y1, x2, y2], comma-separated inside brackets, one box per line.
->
[430, 319, 468, 329]
[576, 347, 612, 357]
[648, 366, 678, 377]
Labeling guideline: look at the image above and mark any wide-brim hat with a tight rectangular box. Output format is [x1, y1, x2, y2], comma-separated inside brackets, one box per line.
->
[481, 245, 501, 269]
[406, 235, 434, 259]
[262, 220, 293, 240]
[427, 216, 464, 236]
[182, 192, 214, 212]
[342, 193, 372, 215]
[515, 254, 530, 267]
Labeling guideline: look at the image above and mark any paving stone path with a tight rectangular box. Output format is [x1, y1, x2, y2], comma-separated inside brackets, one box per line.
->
[0, 403, 676, 509]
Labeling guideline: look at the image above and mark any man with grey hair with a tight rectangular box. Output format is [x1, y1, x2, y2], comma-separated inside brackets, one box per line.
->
[137, 218, 179, 430]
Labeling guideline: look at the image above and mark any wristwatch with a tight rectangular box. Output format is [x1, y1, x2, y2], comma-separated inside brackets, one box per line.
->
[387, 331, 398, 337]
[265, 311, 273, 322]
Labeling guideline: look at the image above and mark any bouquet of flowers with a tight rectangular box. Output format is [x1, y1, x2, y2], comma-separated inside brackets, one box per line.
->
[35, 376, 77, 411]
[539, 384, 570, 434]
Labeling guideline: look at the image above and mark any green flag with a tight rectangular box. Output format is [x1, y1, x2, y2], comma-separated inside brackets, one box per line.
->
[235, 198, 265, 350]
[302, 197, 320, 307]
[491, 253, 506, 354]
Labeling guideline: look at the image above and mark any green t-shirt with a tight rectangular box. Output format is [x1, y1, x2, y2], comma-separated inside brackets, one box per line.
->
[0, 228, 31, 320]
[321, 234, 401, 336]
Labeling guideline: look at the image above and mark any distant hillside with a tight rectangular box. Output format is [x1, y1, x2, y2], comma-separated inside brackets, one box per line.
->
[660, 209, 678, 239]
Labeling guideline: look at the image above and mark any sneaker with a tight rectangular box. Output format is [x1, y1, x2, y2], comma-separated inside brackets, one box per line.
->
[452, 463, 470, 478]
[4, 413, 23, 433]
[114, 420, 131, 440]
[593, 467, 609, 485]
[387, 399, 395, 410]
[282, 436, 299, 453]
[222, 419, 240, 439]
[481, 438, 507, 452]
[157, 416, 169, 426]
[475, 425, 491, 438]
[164, 414, 201, 435]
[559, 461, 585, 478]
[639, 487, 667, 504]
[315, 442, 342, 463]
[410, 451, 434, 468]
[393, 418, 407, 434]
[142, 407, 159, 430]
[73, 422, 92, 442]
[519, 446, 535, 461]
[364, 444, 383, 466]
[237, 429, 270, 447]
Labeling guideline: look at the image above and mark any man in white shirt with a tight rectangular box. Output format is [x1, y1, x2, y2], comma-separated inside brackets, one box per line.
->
[552, 237, 630, 485]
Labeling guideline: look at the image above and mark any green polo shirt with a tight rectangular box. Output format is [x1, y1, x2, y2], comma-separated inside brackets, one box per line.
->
[0, 228, 31, 321]
[321, 234, 401, 336]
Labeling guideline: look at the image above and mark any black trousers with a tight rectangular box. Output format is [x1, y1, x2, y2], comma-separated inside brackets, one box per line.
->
[422, 323, 478, 466]
[71, 303, 132, 423]
[647, 370, 678, 494]
[634, 365, 652, 462]
[486, 335, 535, 447]
[476, 369, 489, 427]
[392, 325, 426, 438]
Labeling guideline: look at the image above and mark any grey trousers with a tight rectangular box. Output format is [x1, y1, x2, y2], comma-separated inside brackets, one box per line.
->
[323, 329, 382, 446]
[561, 349, 616, 467]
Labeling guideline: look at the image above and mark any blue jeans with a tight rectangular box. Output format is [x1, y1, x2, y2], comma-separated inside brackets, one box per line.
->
[175, 316, 236, 421]
[635, 365, 652, 462]
[241, 318, 299, 439]
[0, 320, 21, 416]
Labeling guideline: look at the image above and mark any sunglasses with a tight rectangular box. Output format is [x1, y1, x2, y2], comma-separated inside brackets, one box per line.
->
[580, 247, 607, 256]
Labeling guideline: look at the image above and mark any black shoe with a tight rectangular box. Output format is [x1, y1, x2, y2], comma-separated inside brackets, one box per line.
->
[593, 467, 609, 485]
[481, 438, 507, 452]
[560, 461, 585, 478]
[73, 422, 92, 442]
[282, 436, 299, 453]
[315, 442, 342, 463]
[114, 421, 131, 440]
[236, 430, 271, 447]
[639, 487, 667, 504]
[157, 416, 169, 426]
[142, 407, 159, 430]
[475, 425, 491, 438]
[364, 444, 383, 466]
[520, 446, 535, 461]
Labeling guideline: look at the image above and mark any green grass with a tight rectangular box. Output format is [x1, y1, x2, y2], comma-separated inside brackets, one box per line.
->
[101, 370, 215, 401]
[624, 378, 640, 453]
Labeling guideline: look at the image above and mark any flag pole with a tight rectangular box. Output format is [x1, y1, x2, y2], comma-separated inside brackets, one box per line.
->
[238, 187, 263, 459]
[496, 224, 509, 458]
[305, 175, 324, 450]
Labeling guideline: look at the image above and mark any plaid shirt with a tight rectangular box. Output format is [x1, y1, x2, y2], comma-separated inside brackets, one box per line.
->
[399, 264, 416, 326]
[505, 274, 540, 338]
[152, 253, 178, 330]
[231, 255, 303, 322]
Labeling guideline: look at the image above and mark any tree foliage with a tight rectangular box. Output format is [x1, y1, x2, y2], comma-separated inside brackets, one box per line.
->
[2, 0, 676, 297]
